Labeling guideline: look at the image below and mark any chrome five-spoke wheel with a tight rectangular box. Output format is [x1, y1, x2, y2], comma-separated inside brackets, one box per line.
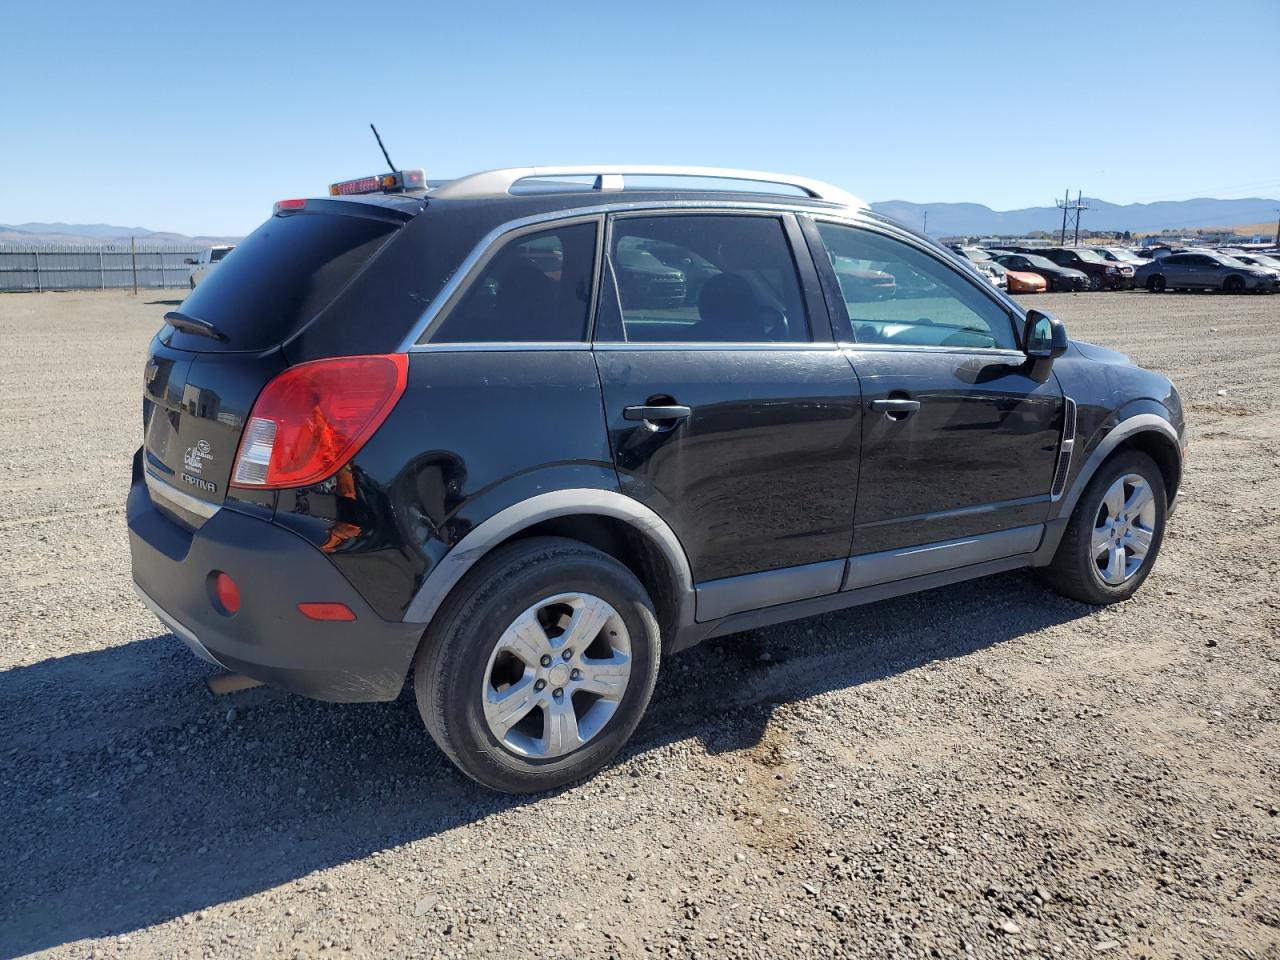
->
[482, 592, 632, 759]
[1092, 473, 1157, 585]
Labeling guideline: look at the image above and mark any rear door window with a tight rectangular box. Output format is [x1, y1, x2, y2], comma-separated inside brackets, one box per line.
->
[429, 221, 598, 343]
[602, 215, 809, 343]
[172, 211, 398, 352]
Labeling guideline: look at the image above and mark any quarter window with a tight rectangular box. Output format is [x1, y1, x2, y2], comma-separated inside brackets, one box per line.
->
[431, 221, 598, 343]
[816, 223, 1017, 350]
[603, 216, 809, 343]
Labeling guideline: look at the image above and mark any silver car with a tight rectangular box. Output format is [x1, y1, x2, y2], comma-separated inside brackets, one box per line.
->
[1134, 250, 1277, 293]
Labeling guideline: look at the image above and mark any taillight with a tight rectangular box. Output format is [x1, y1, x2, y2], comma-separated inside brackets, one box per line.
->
[231, 354, 407, 490]
[211, 571, 241, 615]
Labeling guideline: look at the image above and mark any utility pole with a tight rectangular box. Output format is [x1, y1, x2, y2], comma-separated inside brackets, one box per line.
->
[922, 210, 928, 236]
[1274, 208, 1279, 248]
[1056, 190, 1089, 245]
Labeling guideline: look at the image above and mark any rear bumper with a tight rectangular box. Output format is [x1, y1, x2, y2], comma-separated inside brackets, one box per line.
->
[127, 466, 422, 703]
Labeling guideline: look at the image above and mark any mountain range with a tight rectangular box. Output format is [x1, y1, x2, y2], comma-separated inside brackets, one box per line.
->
[0, 222, 241, 246]
[869, 197, 1279, 237]
[2, 195, 1277, 245]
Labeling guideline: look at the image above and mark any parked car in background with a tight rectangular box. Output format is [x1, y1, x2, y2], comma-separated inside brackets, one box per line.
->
[1038, 247, 1134, 290]
[832, 256, 898, 300]
[1134, 251, 1278, 293]
[973, 260, 1007, 290]
[989, 251, 1090, 292]
[185, 245, 235, 289]
[614, 237, 687, 307]
[1088, 246, 1147, 272]
[1003, 267, 1048, 294]
[1220, 251, 1280, 280]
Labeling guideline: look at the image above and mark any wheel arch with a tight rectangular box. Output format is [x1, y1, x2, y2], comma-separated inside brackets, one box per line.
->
[1055, 413, 1183, 523]
[402, 490, 696, 650]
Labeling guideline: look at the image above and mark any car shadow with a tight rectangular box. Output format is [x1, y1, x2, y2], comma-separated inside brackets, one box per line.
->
[143, 299, 184, 306]
[0, 570, 1090, 957]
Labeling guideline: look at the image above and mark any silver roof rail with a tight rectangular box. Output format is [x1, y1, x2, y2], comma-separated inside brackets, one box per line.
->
[429, 165, 865, 209]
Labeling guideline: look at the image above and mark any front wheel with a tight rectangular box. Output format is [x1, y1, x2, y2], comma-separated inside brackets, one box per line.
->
[1146, 275, 1166, 293]
[414, 537, 661, 793]
[1223, 275, 1245, 294]
[1041, 451, 1167, 605]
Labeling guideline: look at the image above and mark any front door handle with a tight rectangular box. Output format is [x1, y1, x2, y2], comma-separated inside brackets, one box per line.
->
[624, 404, 692, 428]
[870, 398, 921, 421]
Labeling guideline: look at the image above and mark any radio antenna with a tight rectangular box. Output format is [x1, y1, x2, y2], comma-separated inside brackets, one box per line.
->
[370, 124, 396, 173]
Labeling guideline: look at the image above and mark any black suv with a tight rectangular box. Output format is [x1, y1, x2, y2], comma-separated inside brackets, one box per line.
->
[1037, 247, 1135, 291]
[129, 166, 1185, 792]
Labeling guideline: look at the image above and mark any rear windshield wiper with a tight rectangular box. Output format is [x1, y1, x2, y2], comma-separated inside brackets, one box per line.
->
[164, 311, 228, 343]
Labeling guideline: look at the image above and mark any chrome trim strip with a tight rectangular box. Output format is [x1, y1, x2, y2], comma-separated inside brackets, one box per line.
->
[839, 342, 1026, 359]
[408, 341, 592, 353]
[1051, 397, 1078, 500]
[145, 468, 220, 520]
[132, 582, 225, 667]
[396, 201, 872, 352]
[843, 524, 1044, 591]
[594, 341, 838, 352]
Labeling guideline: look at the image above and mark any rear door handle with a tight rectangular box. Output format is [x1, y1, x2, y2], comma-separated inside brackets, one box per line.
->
[870, 398, 921, 420]
[624, 404, 692, 426]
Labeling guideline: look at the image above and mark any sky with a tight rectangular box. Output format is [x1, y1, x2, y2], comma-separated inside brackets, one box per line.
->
[3, 0, 1279, 236]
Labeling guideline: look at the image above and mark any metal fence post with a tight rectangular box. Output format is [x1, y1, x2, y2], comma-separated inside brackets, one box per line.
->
[130, 237, 138, 296]
[99, 249, 105, 290]
[159, 251, 165, 289]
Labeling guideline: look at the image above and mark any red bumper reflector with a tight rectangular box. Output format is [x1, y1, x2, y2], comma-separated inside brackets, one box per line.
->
[297, 602, 356, 622]
[212, 572, 241, 615]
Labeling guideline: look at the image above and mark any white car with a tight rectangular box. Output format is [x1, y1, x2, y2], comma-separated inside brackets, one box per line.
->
[185, 245, 235, 288]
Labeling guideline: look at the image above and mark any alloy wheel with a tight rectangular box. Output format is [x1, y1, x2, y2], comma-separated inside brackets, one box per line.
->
[1092, 473, 1157, 585]
[480, 592, 632, 759]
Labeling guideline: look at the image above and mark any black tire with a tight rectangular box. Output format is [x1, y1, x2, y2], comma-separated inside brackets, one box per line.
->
[1088, 273, 1102, 292]
[1041, 450, 1167, 605]
[1223, 275, 1245, 294]
[1146, 275, 1166, 293]
[413, 536, 661, 793]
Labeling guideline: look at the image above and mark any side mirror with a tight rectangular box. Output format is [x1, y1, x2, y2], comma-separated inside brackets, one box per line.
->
[1024, 309, 1068, 360]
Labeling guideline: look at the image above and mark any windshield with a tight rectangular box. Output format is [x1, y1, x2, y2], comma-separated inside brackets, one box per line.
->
[1241, 254, 1280, 268]
[1071, 249, 1105, 263]
[1103, 248, 1143, 263]
[1020, 254, 1058, 270]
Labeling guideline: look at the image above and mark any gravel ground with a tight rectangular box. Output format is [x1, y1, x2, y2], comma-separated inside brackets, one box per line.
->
[0, 289, 1277, 960]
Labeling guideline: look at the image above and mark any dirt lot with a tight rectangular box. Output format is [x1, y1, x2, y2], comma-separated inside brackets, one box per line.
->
[0, 289, 1277, 960]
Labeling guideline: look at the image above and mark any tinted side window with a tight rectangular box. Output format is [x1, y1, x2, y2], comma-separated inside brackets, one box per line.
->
[431, 222, 597, 343]
[816, 223, 1017, 350]
[604, 216, 809, 343]
[1164, 254, 1192, 265]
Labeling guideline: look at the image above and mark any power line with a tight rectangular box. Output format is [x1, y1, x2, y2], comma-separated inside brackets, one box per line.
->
[1056, 190, 1088, 245]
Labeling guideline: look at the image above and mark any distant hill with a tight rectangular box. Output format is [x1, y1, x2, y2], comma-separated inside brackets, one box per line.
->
[868, 197, 1280, 237]
[0, 222, 241, 246]
[4, 195, 1277, 246]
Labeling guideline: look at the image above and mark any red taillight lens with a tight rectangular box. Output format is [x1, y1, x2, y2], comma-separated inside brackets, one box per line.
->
[274, 198, 306, 213]
[297, 602, 357, 621]
[212, 572, 241, 615]
[231, 354, 407, 490]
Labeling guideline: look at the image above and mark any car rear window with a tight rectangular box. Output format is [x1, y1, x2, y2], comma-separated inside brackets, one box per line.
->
[170, 212, 397, 352]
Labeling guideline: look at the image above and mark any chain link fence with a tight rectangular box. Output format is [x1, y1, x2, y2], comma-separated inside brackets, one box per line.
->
[0, 243, 205, 292]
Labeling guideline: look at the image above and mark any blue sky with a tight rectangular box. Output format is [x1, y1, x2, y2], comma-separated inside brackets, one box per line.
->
[4, 0, 1278, 236]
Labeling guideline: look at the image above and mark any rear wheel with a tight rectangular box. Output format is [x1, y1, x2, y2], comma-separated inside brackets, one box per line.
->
[414, 537, 661, 793]
[1042, 451, 1167, 605]
[1088, 273, 1103, 292]
[1146, 275, 1166, 292]
[1223, 275, 1245, 294]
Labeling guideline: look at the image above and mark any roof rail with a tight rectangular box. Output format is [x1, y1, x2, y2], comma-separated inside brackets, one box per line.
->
[429, 165, 865, 208]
